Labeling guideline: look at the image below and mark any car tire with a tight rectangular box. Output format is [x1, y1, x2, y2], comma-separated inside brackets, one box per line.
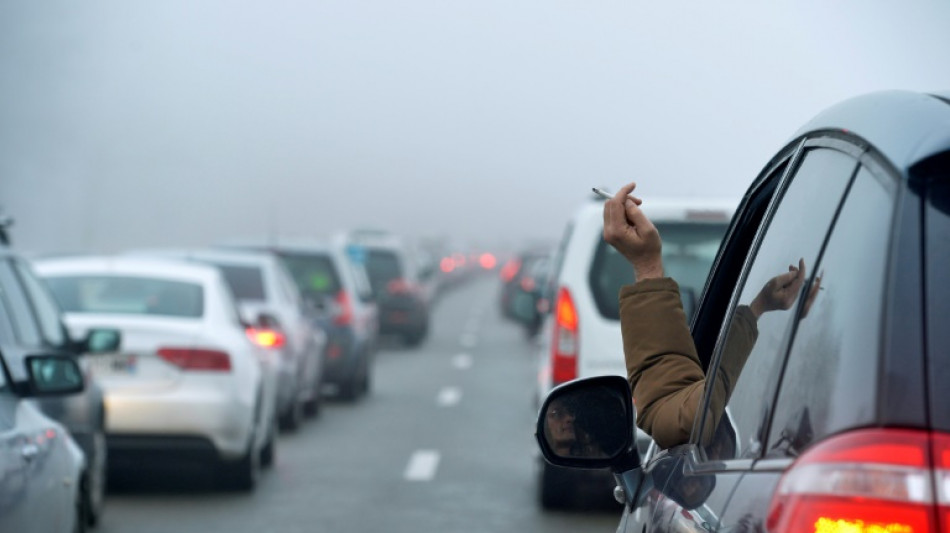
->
[218, 442, 260, 492]
[339, 355, 370, 401]
[303, 391, 322, 418]
[74, 475, 88, 533]
[403, 325, 428, 347]
[278, 397, 303, 431]
[260, 420, 276, 468]
[538, 461, 575, 510]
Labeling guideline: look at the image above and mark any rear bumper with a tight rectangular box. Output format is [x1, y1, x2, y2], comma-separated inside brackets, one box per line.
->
[104, 389, 254, 459]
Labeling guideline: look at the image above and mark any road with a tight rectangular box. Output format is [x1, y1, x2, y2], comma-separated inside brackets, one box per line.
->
[96, 274, 620, 533]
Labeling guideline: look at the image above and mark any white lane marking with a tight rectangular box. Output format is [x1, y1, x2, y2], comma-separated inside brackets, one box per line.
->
[453, 353, 473, 369]
[404, 450, 440, 481]
[437, 387, 462, 406]
[460, 333, 477, 348]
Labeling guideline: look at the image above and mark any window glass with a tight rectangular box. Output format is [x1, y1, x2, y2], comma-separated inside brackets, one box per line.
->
[0, 261, 42, 345]
[589, 222, 728, 321]
[215, 265, 267, 301]
[364, 250, 403, 296]
[44, 275, 204, 318]
[701, 148, 857, 460]
[14, 260, 67, 347]
[280, 253, 342, 296]
[766, 166, 893, 456]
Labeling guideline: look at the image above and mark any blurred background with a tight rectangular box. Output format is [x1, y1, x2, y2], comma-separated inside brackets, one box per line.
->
[3, 2, 950, 533]
[3, 1, 950, 254]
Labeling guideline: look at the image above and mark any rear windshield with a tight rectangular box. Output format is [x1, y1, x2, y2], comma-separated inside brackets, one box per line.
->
[44, 275, 204, 318]
[589, 222, 728, 320]
[215, 265, 266, 301]
[279, 253, 341, 296]
[364, 250, 403, 295]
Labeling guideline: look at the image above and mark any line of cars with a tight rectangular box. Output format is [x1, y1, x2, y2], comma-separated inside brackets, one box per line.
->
[534, 90, 950, 531]
[0, 228, 475, 532]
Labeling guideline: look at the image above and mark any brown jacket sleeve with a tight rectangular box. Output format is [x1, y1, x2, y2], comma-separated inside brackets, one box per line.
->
[619, 278, 758, 450]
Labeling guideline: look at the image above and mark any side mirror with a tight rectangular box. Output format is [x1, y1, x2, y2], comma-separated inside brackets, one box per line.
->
[24, 354, 85, 396]
[80, 328, 121, 354]
[535, 375, 639, 471]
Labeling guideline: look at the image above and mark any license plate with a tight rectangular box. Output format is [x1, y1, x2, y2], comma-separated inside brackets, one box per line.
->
[88, 354, 138, 376]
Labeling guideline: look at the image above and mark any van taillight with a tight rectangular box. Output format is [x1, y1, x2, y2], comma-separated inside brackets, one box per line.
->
[500, 259, 521, 283]
[157, 347, 231, 371]
[334, 289, 353, 326]
[550, 286, 578, 385]
[767, 428, 943, 533]
[245, 328, 286, 349]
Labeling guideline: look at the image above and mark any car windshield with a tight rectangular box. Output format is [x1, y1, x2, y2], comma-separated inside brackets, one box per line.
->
[364, 250, 403, 294]
[279, 253, 342, 296]
[215, 264, 267, 302]
[590, 222, 729, 320]
[44, 275, 204, 318]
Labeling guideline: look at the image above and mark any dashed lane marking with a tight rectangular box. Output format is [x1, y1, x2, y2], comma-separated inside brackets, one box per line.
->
[437, 387, 462, 406]
[404, 450, 440, 481]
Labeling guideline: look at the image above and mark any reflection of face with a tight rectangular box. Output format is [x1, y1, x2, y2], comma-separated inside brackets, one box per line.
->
[546, 401, 575, 454]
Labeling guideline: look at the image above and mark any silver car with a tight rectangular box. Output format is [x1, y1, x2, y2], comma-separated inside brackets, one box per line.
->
[34, 256, 278, 491]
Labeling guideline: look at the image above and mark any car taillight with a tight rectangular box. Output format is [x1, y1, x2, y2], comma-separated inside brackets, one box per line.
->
[387, 278, 417, 295]
[334, 289, 353, 326]
[157, 347, 231, 371]
[245, 327, 286, 349]
[767, 428, 943, 533]
[500, 259, 521, 283]
[550, 286, 578, 385]
[520, 276, 536, 292]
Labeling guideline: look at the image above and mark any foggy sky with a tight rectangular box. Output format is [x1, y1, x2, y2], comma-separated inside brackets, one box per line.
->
[2, 1, 950, 255]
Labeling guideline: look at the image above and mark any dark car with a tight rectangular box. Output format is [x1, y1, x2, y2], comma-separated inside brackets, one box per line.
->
[535, 89, 950, 531]
[350, 231, 430, 347]
[0, 249, 119, 531]
[227, 238, 380, 401]
[498, 248, 551, 325]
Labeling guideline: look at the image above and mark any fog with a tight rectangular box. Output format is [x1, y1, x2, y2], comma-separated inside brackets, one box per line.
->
[2, 1, 949, 255]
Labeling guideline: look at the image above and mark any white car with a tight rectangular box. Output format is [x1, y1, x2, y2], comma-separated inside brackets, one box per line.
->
[127, 248, 328, 431]
[34, 256, 278, 491]
[534, 196, 735, 509]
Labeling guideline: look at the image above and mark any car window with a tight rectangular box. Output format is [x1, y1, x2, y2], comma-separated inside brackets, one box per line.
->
[365, 249, 403, 295]
[766, 165, 895, 457]
[0, 260, 42, 346]
[44, 275, 205, 318]
[280, 253, 341, 296]
[13, 259, 67, 348]
[700, 148, 858, 460]
[216, 264, 267, 301]
[589, 222, 728, 320]
[922, 153, 950, 431]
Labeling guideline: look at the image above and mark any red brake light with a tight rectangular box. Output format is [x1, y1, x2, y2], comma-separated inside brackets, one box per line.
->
[334, 289, 353, 326]
[500, 259, 521, 283]
[551, 286, 578, 385]
[245, 328, 286, 349]
[157, 347, 232, 371]
[440, 257, 455, 273]
[520, 276, 536, 292]
[479, 253, 497, 269]
[767, 428, 942, 533]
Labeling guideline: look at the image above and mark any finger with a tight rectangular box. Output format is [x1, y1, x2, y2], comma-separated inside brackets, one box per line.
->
[774, 269, 799, 288]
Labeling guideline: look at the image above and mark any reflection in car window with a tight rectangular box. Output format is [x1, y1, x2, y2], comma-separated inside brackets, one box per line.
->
[767, 166, 894, 457]
[14, 259, 67, 347]
[44, 275, 204, 318]
[701, 148, 858, 460]
[280, 253, 342, 296]
[0, 260, 42, 345]
[589, 223, 728, 320]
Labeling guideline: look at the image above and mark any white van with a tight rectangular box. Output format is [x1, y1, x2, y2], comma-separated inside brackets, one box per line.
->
[534, 195, 736, 509]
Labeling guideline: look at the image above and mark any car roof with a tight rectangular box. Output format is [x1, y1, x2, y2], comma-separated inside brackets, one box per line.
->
[125, 247, 281, 269]
[792, 90, 950, 175]
[32, 255, 221, 284]
[572, 197, 737, 224]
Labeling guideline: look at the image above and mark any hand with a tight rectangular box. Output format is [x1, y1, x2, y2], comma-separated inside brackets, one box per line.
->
[749, 258, 807, 319]
[602, 182, 663, 280]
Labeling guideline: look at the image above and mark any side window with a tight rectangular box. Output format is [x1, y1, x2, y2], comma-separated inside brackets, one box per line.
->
[13, 260, 67, 348]
[767, 166, 895, 456]
[0, 261, 42, 346]
[700, 148, 858, 460]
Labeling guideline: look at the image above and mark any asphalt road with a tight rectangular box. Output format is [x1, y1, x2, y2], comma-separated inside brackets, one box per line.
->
[96, 274, 620, 533]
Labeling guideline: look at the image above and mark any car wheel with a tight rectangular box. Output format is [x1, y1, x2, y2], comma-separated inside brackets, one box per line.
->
[218, 442, 260, 492]
[403, 326, 428, 347]
[339, 356, 369, 401]
[303, 390, 322, 418]
[73, 475, 88, 533]
[278, 398, 303, 431]
[260, 419, 277, 468]
[538, 461, 575, 510]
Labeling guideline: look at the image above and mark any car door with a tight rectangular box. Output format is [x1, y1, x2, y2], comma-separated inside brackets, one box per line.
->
[629, 139, 866, 531]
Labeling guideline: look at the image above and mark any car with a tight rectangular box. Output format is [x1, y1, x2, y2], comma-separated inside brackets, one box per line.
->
[0, 248, 120, 529]
[534, 89, 950, 532]
[225, 237, 380, 401]
[127, 248, 327, 430]
[498, 248, 553, 339]
[349, 231, 430, 347]
[34, 255, 278, 491]
[533, 194, 734, 509]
